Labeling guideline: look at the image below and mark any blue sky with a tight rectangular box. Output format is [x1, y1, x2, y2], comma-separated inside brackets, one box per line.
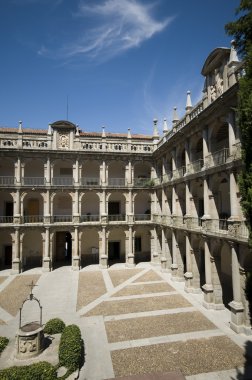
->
[0, 0, 239, 135]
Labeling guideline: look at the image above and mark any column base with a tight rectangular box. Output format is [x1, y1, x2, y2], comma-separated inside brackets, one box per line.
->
[11, 258, 21, 274]
[229, 300, 245, 332]
[42, 257, 51, 272]
[72, 256, 80, 271]
[99, 255, 108, 269]
[151, 252, 160, 265]
[126, 253, 135, 268]
[161, 257, 168, 272]
[202, 284, 213, 306]
[184, 272, 193, 291]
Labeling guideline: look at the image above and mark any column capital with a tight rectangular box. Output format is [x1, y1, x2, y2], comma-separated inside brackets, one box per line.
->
[227, 239, 238, 249]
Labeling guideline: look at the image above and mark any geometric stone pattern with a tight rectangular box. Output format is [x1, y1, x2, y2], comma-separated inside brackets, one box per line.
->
[0, 275, 40, 316]
[76, 271, 107, 311]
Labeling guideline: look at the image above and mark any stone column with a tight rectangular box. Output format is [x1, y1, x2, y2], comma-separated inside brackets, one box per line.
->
[161, 227, 168, 272]
[15, 157, 21, 185]
[43, 227, 51, 272]
[99, 226, 108, 268]
[172, 185, 177, 216]
[202, 126, 209, 166]
[126, 225, 135, 267]
[73, 190, 79, 223]
[72, 227, 80, 270]
[44, 190, 50, 224]
[185, 139, 190, 169]
[184, 180, 191, 220]
[171, 229, 178, 278]
[100, 161, 106, 185]
[202, 236, 214, 308]
[100, 190, 107, 223]
[14, 189, 21, 223]
[73, 159, 79, 184]
[229, 242, 245, 333]
[229, 170, 240, 221]
[151, 227, 159, 264]
[45, 157, 51, 185]
[127, 160, 132, 185]
[202, 175, 210, 220]
[227, 112, 236, 156]
[12, 228, 21, 274]
[184, 232, 193, 292]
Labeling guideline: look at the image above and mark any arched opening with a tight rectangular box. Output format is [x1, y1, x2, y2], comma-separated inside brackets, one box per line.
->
[22, 230, 43, 270]
[23, 158, 45, 186]
[23, 193, 43, 223]
[53, 193, 72, 222]
[52, 159, 74, 186]
[80, 160, 100, 186]
[108, 192, 126, 221]
[134, 162, 151, 186]
[133, 226, 151, 264]
[80, 228, 99, 267]
[108, 228, 125, 265]
[108, 161, 126, 187]
[0, 231, 12, 269]
[0, 192, 14, 223]
[189, 136, 203, 173]
[220, 242, 233, 308]
[0, 158, 15, 186]
[81, 192, 100, 222]
[54, 231, 72, 265]
[134, 193, 151, 220]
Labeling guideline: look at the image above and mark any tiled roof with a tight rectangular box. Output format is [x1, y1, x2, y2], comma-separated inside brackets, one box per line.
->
[0, 127, 47, 134]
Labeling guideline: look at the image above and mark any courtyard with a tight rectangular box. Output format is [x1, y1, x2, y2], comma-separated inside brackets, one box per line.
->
[0, 264, 251, 379]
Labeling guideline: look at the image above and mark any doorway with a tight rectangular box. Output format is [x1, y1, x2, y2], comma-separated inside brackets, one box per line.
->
[4, 245, 12, 267]
[108, 241, 120, 262]
[55, 231, 72, 264]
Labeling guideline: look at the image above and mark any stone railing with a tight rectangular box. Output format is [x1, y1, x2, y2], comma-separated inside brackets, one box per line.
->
[52, 177, 74, 186]
[22, 177, 46, 186]
[22, 215, 44, 223]
[205, 148, 229, 169]
[108, 178, 126, 187]
[108, 214, 126, 222]
[187, 159, 204, 175]
[80, 177, 100, 186]
[134, 214, 151, 221]
[0, 176, 15, 186]
[52, 215, 72, 222]
[0, 216, 14, 223]
[80, 215, 100, 222]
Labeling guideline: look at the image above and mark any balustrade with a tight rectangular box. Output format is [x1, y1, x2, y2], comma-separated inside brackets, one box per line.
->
[22, 177, 45, 186]
[52, 177, 74, 186]
[0, 176, 15, 186]
[134, 214, 151, 221]
[22, 215, 44, 223]
[108, 214, 126, 221]
[108, 178, 126, 187]
[80, 177, 100, 186]
[52, 215, 72, 222]
[80, 214, 100, 222]
[187, 159, 204, 174]
[205, 148, 229, 168]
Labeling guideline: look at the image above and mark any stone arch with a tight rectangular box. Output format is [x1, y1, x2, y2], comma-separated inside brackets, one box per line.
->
[190, 134, 203, 162]
[23, 158, 45, 182]
[134, 192, 151, 216]
[52, 192, 72, 222]
[107, 192, 126, 220]
[219, 241, 233, 308]
[133, 161, 151, 186]
[80, 160, 100, 185]
[209, 122, 229, 153]
[0, 191, 14, 222]
[22, 192, 44, 222]
[108, 160, 126, 186]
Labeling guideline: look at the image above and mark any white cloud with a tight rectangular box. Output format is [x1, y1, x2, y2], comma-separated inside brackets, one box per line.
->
[39, 0, 173, 62]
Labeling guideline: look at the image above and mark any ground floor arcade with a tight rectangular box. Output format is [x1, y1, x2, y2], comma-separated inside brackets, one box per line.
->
[0, 225, 251, 335]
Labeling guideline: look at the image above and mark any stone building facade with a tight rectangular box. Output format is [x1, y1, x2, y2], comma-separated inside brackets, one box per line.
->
[0, 44, 251, 334]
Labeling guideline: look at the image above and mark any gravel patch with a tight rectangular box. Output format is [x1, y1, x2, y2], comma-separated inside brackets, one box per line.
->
[0, 275, 40, 316]
[77, 271, 107, 310]
[105, 311, 216, 342]
[133, 270, 163, 283]
[84, 294, 191, 317]
[111, 336, 245, 377]
[108, 269, 143, 287]
[0, 277, 7, 286]
[111, 282, 175, 297]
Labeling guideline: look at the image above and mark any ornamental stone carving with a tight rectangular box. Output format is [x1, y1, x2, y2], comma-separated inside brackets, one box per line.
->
[58, 133, 69, 149]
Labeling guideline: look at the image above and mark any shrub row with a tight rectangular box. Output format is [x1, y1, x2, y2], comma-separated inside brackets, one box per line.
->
[0, 361, 57, 380]
[0, 337, 9, 355]
[44, 318, 66, 335]
[59, 324, 82, 372]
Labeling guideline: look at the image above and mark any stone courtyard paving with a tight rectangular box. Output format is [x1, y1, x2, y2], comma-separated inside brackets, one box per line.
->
[0, 265, 251, 379]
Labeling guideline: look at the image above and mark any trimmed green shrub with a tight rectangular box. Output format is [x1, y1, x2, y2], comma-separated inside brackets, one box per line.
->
[0, 336, 9, 355]
[44, 318, 65, 335]
[0, 361, 57, 380]
[59, 324, 82, 371]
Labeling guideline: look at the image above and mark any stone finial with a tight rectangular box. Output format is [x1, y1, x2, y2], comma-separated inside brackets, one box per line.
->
[47, 124, 52, 135]
[229, 40, 239, 64]
[76, 124, 80, 136]
[153, 118, 159, 138]
[102, 126, 106, 138]
[172, 107, 179, 126]
[127, 128, 131, 138]
[186, 91, 193, 112]
[163, 118, 168, 134]
[18, 120, 23, 133]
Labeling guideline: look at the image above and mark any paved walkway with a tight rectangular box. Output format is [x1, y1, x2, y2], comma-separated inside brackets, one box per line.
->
[0, 264, 251, 379]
